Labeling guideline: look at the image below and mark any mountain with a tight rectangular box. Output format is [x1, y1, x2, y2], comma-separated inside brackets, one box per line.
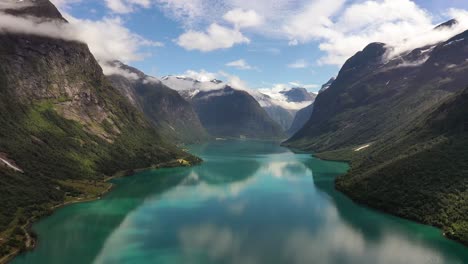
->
[2, 0, 66, 21]
[161, 76, 317, 132]
[287, 103, 314, 136]
[161, 76, 224, 100]
[285, 25, 468, 244]
[336, 86, 468, 245]
[287, 78, 336, 136]
[0, 0, 198, 256]
[249, 91, 296, 131]
[252, 88, 316, 131]
[190, 86, 285, 139]
[319, 77, 336, 93]
[280, 87, 315, 102]
[161, 77, 285, 139]
[107, 62, 209, 144]
[287, 28, 468, 151]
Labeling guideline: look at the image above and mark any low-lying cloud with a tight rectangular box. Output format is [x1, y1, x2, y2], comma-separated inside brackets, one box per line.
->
[0, 10, 162, 72]
[156, 0, 468, 66]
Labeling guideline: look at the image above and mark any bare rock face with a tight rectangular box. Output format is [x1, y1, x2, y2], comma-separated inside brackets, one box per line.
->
[107, 61, 209, 144]
[0, 0, 195, 244]
[1, 0, 66, 21]
[287, 29, 468, 151]
[0, 33, 122, 141]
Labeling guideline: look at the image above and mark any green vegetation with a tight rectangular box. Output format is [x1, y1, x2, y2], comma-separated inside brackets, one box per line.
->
[0, 37, 200, 260]
[0, 94, 198, 257]
[330, 88, 468, 246]
[285, 32, 468, 246]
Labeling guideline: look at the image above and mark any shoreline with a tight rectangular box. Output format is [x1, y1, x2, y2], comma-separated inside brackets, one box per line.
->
[1, 158, 200, 264]
[282, 143, 468, 248]
[309, 150, 468, 248]
[334, 179, 468, 248]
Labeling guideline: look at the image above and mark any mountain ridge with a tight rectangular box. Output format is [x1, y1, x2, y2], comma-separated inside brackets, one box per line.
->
[0, 0, 198, 258]
[108, 62, 209, 144]
[285, 24, 468, 245]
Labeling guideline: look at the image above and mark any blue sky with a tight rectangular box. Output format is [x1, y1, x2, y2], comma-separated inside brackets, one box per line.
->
[53, 0, 468, 92]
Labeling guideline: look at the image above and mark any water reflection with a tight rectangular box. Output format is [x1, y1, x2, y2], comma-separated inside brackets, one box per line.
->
[13, 140, 468, 264]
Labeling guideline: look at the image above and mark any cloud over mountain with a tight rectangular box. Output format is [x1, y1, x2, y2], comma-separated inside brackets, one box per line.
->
[0, 4, 162, 74]
[154, 0, 468, 65]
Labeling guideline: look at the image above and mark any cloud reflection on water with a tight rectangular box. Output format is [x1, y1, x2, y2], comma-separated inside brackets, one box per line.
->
[91, 144, 463, 264]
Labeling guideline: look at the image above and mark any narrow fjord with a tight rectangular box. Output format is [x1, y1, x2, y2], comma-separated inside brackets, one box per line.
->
[12, 141, 468, 264]
[2, 0, 468, 263]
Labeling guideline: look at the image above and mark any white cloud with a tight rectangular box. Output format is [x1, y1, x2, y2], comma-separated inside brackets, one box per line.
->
[219, 71, 250, 90]
[184, 69, 219, 82]
[104, 0, 152, 14]
[157, 0, 468, 66]
[66, 15, 163, 63]
[101, 61, 140, 79]
[282, 0, 345, 44]
[287, 59, 308, 69]
[223, 8, 263, 28]
[226, 59, 255, 70]
[177, 23, 250, 52]
[288, 0, 468, 65]
[288, 39, 299, 46]
[0, 11, 163, 68]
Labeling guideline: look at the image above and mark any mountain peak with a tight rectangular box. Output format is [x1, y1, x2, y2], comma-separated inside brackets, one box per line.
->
[319, 77, 336, 93]
[280, 87, 315, 103]
[2, 0, 66, 21]
[339, 42, 387, 77]
[434, 19, 458, 30]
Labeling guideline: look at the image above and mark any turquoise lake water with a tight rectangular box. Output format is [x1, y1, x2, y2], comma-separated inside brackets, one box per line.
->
[12, 140, 468, 264]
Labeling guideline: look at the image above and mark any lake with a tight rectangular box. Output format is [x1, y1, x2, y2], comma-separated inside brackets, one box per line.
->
[12, 140, 468, 264]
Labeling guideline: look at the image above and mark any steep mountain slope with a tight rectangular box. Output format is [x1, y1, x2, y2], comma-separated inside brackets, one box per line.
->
[161, 76, 316, 132]
[280, 87, 315, 102]
[0, 0, 197, 257]
[286, 29, 468, 152]
[287, 103, 314, 136]
[318, 77, 336, 93]
[161, 77, 285, 139]
[285, 24, 468, 245]
[336, 87, 468, 245]
[249, 91, 296, 131]
[107, 62, 209, 144]
[287, 79, 336, 136]
[254, 88, 316, 131]
[190, 86, 285, 139]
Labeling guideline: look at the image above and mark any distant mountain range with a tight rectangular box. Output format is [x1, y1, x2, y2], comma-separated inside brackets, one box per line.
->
[107, 62, 209, 143]
[161, 76, 285, 139]
[2, 0, 468, 255]
[285, 20, 468, 245]
[162, 76, 316, 133]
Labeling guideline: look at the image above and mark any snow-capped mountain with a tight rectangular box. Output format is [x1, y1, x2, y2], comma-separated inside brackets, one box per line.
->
[161, 75, 224, 94]
[280, 87, 316, 102]
[161, 76, 285, 139]
[161, 76, 317, 131]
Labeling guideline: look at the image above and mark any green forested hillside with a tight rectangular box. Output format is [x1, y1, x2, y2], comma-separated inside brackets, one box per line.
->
[336, 87, 468, 245]
[0, 2, 198, 257]
[285, 28, 468, 245]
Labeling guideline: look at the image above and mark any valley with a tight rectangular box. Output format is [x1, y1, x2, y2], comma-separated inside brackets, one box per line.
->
[1, 0, 468, 263]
